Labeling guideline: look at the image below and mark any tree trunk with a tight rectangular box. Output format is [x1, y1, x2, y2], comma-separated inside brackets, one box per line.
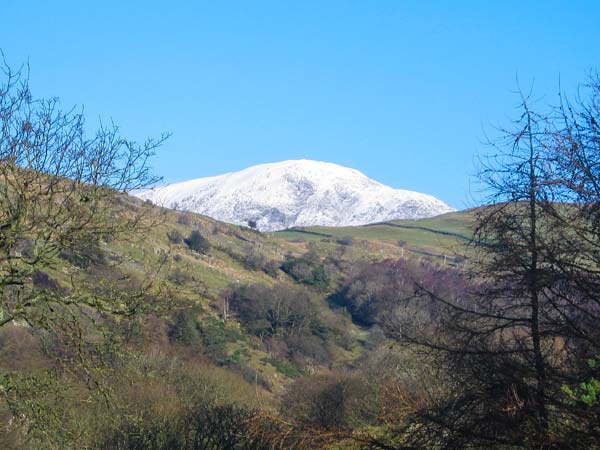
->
[525, 105, 548, 436]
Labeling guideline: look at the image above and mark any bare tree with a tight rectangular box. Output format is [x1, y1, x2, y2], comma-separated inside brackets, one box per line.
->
[0, 57, 169, 445]
[375, 79, 600, 450]
[0, 57, 168, 325]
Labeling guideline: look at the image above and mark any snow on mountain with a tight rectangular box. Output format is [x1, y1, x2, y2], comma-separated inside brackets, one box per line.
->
[136, 160, 455, 231]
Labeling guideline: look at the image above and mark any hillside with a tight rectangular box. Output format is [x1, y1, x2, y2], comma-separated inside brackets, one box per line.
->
[1, 189, 475, 448]
[272, 210, 475, 267]
[3, 192, 473, 379]
[106, 203, 478, 390]
[104, 201, 474, 384]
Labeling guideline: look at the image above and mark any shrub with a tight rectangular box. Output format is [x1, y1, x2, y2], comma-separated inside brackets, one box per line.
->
[222, 245, 279, 277]
[31, 271, 62, 292]
[281, 374, 373, 431]
[98, 403, 272, 450]
[239, 247, 265, 271]
[281, 255, 329, 290]
[285, 334, 331, 364]
[262, 260, 280, 278]
[197, 317, 241, 365]
[236, 364, 271, 390]
[228, 284, 313, 338]
[167, 230, 183, 244]
[184, 230, 210, 254]
[169, 309, 202, 349]
[336, 236, 353, 246]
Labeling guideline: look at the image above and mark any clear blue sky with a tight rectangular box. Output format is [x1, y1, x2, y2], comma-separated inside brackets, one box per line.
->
[2, 1, 598, 208]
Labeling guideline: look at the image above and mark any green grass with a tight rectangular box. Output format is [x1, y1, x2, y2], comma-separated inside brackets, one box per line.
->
[262, 357, 305, 378]
[271, 210, 475, 263]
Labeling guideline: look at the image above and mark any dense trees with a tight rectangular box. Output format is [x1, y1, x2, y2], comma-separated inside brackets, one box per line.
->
[281, 373, 376, 431]
[332, 258, 463, 327]
[227, 283, 335, 368]
[100, 403, 273, 450]
[229, 283, 314, 338]
[281, 253, 329, 290]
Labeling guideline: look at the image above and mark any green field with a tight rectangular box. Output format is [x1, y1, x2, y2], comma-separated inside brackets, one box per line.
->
[271, 210, 476, 265]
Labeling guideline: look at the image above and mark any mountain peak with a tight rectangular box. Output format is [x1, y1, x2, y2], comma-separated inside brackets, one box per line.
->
[137, 160, 454, 231]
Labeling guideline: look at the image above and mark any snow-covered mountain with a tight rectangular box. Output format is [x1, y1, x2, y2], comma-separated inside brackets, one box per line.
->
[136, 160, 455, 231]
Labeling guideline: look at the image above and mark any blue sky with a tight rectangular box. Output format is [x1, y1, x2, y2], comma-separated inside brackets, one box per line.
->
[1, 1, 598, 208]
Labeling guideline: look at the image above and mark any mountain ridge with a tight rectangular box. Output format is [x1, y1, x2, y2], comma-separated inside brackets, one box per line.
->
[136, 159, 455, 231]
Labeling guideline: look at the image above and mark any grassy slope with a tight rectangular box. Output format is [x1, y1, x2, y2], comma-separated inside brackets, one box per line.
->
[98, 201, 360, 392]
[271, 210, 475, 266]
[50, 199, 476, 392]
[0, 195, 478, 450]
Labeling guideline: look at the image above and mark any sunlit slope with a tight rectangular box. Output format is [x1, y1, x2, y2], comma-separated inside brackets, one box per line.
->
[47, 196, 473, 391]
[91, 197, 374, 391]
[272, 210, 476, 263]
